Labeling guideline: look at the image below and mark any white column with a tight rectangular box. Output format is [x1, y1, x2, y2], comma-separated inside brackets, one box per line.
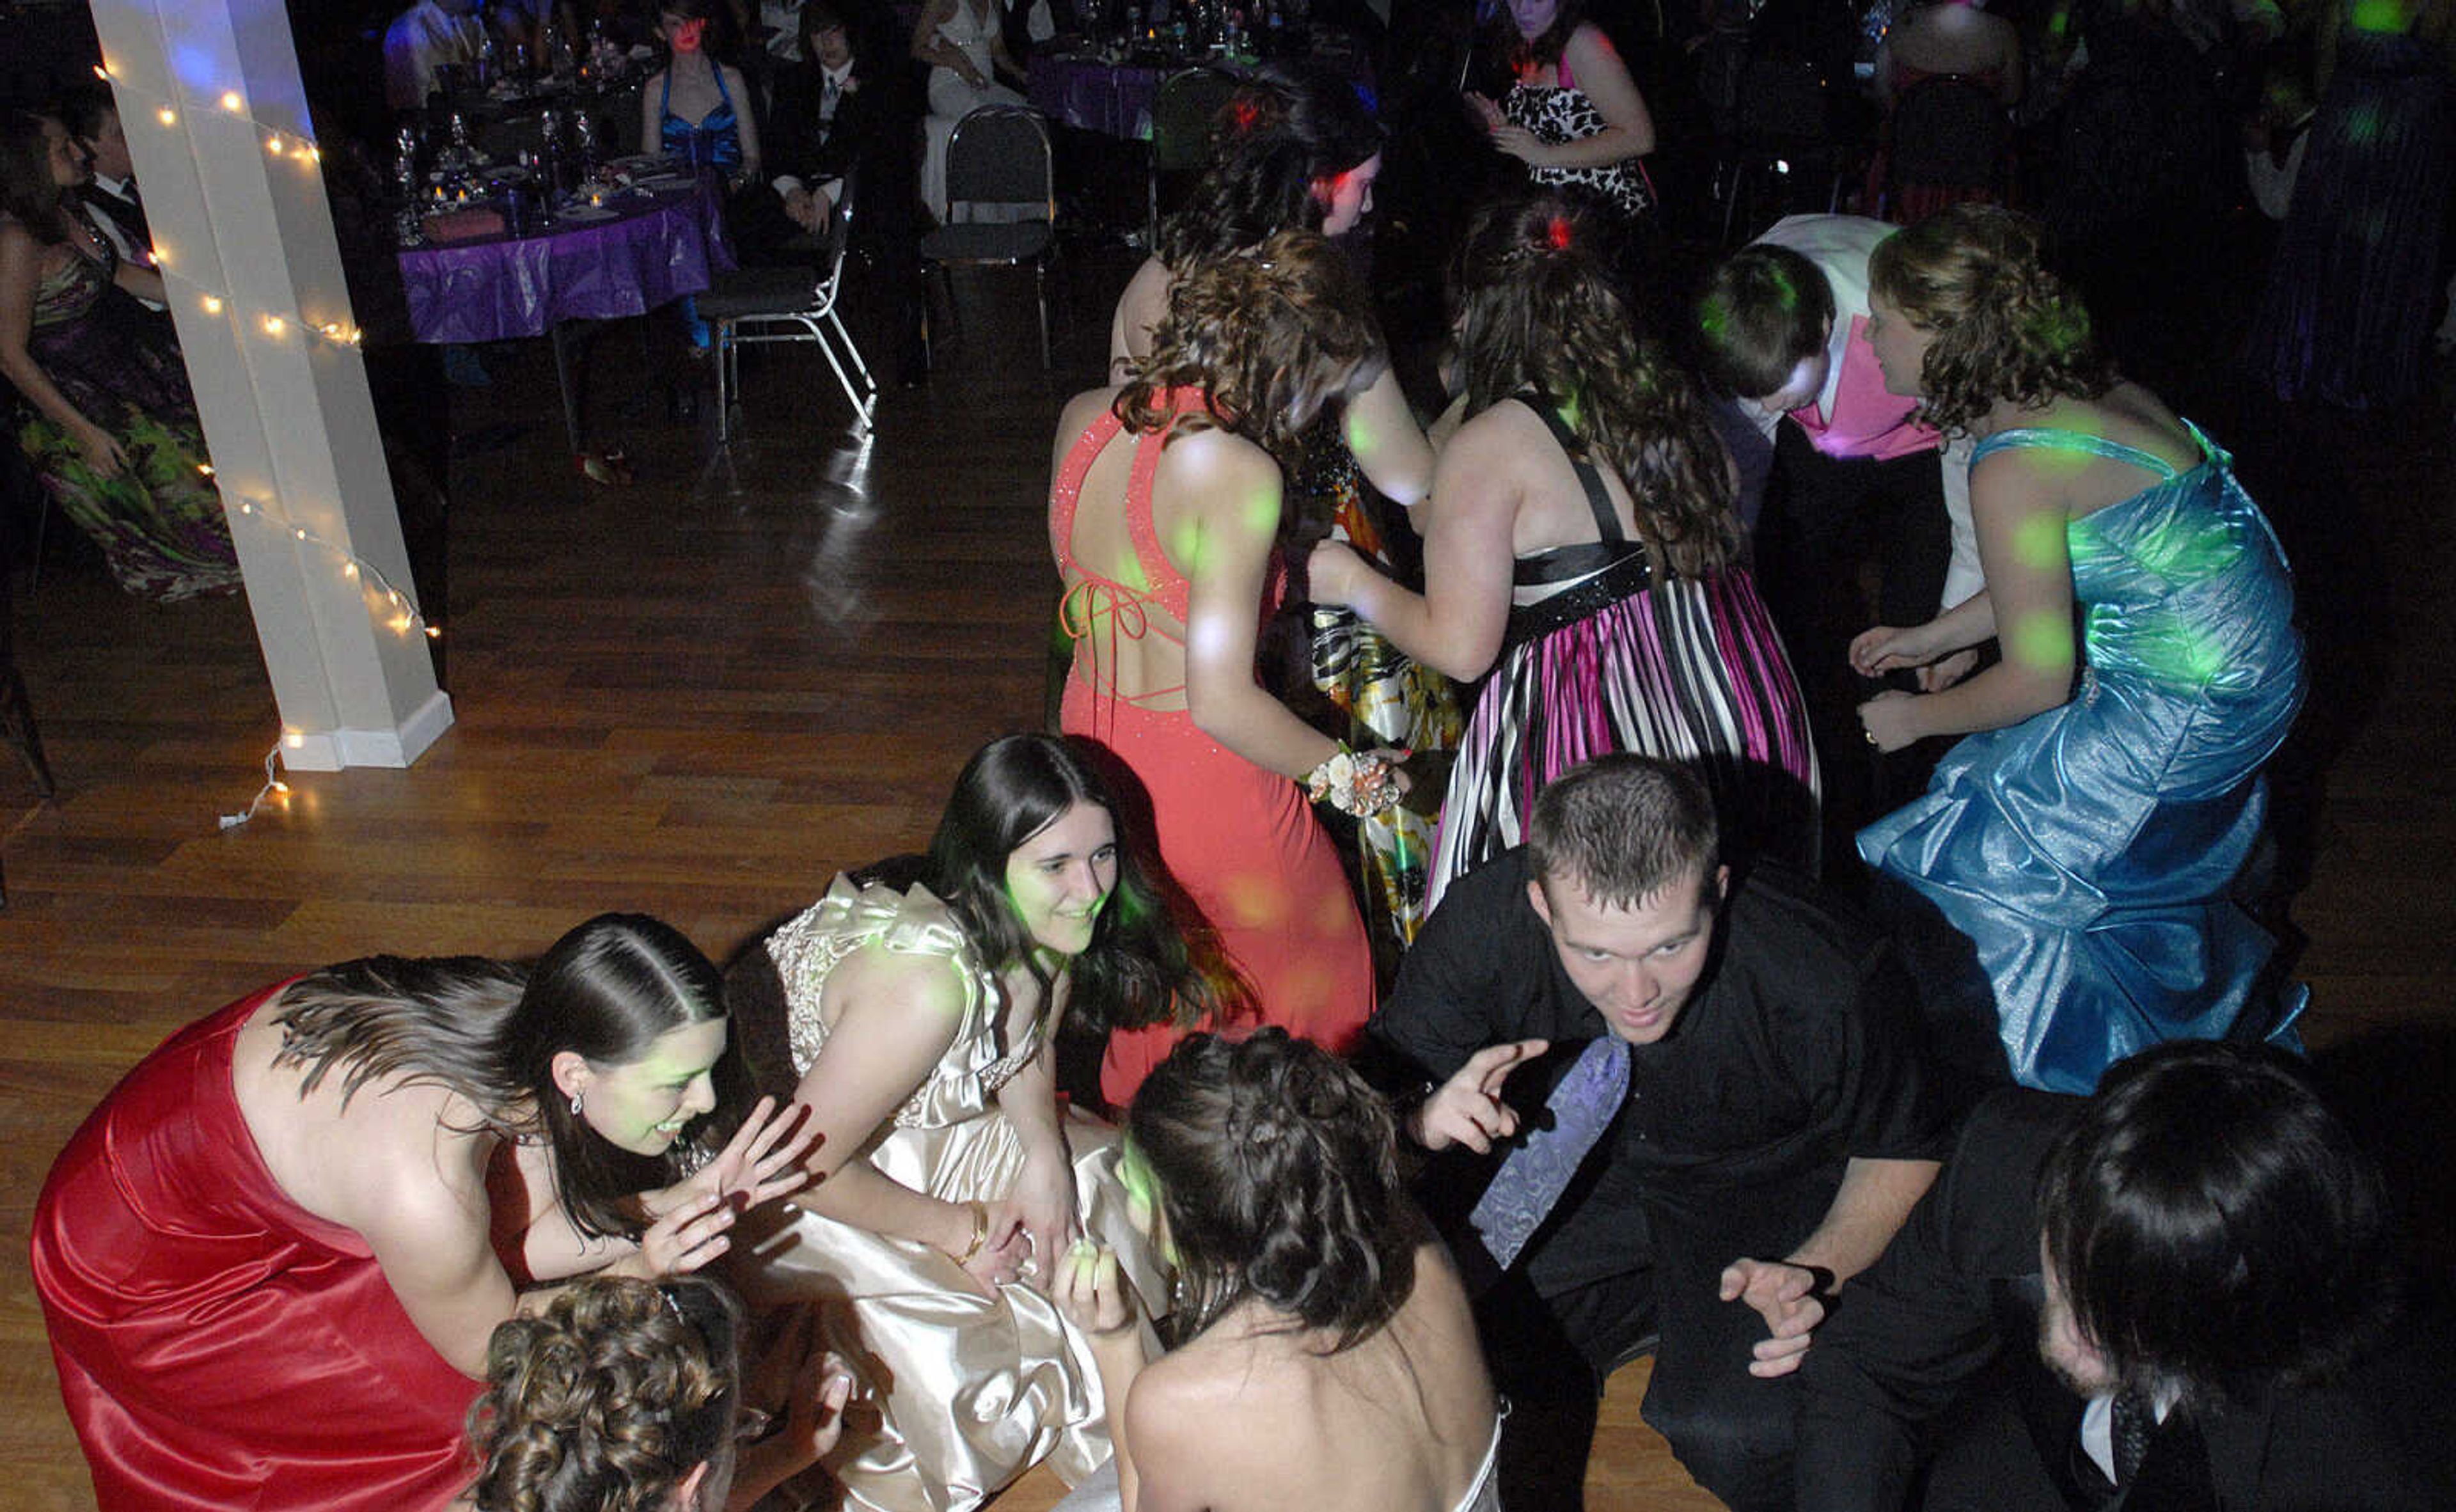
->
[88, 0, 452, 771]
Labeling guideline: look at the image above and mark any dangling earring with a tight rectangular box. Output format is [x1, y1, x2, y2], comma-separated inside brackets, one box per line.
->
[569, 1087, 585, 1117]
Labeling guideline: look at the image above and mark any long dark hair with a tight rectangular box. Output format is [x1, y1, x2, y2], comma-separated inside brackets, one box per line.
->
[1153, 65, 1383, 270]
[465, 1275, 743, 1512]
[271, 922, 744, 1243]
[512, 914, 750, 1240]
[924, 733, 1225, 1034]
[2036, 1041, 2398, 1403]
[1128, 1029, 1415, 1351]
[1119, 229, 1383, 461]
[1455, 194, 1738, 578]
[0, 110, 72, 245]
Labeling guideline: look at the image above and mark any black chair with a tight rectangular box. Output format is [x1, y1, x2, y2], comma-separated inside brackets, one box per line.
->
[700, 171, 878, 437]
[1874, 74, 2011, 221]
[1145, 68, 1238, 249]
[918, 106, 1056, 369]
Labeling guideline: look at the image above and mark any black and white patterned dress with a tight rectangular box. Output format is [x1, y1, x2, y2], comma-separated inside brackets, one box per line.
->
[1506, 77, 1655, 217]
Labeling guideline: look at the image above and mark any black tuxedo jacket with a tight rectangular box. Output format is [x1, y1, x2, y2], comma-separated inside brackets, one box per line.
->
[765, 61, 909, 203]
[80, 184, 150, 261]
[1795, 1089, 2456, 1512]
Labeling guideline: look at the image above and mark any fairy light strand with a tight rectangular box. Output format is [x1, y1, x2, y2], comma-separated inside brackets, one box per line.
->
[97, 70, 404, 827]
[216, 487, 443, 830]
[218, 745, 290, 831]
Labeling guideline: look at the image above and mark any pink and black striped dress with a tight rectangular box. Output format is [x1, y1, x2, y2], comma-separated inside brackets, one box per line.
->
[1424, 400, 1821, 911]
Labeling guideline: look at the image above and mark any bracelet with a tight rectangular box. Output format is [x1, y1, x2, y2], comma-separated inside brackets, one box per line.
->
[951, 1201, 988, 1266]
[1301, 744, 1403, 820]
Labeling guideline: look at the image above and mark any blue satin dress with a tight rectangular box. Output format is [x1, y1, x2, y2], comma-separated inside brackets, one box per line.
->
[659, 65, 743, 173]
[1857, 423, 2306, 1093]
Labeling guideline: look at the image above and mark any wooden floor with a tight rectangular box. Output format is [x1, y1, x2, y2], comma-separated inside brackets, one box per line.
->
[0, 250, 2448, 1511]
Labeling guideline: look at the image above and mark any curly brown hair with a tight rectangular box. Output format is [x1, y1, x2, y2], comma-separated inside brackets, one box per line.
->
[1116, 230, 1383, 459]
[464, 1277, 741, 1512]
[1867, 205, 2116, 436]
[1455, 195, 1738, 579]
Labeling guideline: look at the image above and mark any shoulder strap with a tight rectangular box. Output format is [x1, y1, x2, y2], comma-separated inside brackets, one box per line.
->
[1050, 407, 1123, 574]
[1520, 396, 1628, 545]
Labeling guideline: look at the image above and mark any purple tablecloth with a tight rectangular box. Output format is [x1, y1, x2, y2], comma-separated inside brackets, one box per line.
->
[398, 184, 733, 344]
[1030, 56, 1166, 139]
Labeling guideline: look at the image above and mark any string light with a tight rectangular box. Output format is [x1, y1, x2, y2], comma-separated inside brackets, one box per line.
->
[219, 744, 292, 831]
[214, 494, 445, 829]
[95, 74, 395, 830]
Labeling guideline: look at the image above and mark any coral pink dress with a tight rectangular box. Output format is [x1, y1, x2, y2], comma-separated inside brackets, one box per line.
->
[1050, 393, 1376, 1107]
[31, 987, 481, 1512]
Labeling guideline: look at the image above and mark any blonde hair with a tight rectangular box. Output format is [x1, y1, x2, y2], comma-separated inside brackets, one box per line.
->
[1868, 205, 2116, 435]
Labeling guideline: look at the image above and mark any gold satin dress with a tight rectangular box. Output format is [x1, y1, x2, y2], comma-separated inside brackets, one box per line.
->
[728, 878, 1165, 1512]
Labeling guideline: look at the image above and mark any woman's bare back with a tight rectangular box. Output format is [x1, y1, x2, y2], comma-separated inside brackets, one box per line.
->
[1132, 1242, 1498, 1512]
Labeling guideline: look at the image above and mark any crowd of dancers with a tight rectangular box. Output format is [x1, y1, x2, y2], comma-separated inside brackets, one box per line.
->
[26, 40, 2455, 1512]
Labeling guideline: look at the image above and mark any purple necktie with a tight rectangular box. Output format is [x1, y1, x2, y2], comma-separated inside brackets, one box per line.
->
[1468, 1036, 1630, 1270]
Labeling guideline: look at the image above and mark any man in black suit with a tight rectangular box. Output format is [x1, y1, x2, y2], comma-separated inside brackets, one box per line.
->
[747, 0, 924, 379]
[1796, 1039, 2455, 1512]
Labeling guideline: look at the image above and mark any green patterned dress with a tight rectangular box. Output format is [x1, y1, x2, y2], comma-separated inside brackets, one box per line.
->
[18, 238, 238, 600]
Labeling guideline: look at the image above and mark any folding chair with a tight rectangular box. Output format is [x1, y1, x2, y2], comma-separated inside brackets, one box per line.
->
[917, 105, 1055, 369]
[700, 171, 878, 436]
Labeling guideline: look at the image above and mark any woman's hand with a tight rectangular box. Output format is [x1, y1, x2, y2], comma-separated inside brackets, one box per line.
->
[72, 421, 127, 480]
[1053, 1239, 1138, 1338]
[1858, 689, 1926, 753]
[952, 1200, 1032, 1296]
[1463, 91, 1506, 131]
[626, 1189, 739, 1277]
[1850, 622, 1944, 679]
[1000, 1142, 1080, 1281]
[1917, 647, 1982, 693]
[775, 1348, 857, 1468]
[1306, 539, 1377, 610]
[1488, 120, 1545, 164]
[645, 1097, 819, 1224]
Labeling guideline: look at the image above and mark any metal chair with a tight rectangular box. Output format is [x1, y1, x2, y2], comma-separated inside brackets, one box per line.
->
[917, 106, 1055, 369]
[700, 171, 878, 436]
[1146, 68, 1239, 249]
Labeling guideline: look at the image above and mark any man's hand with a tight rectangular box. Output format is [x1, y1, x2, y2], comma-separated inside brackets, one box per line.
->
[1718, 1258, 1829, 1378]
[1412, 1039, 1549, 1153]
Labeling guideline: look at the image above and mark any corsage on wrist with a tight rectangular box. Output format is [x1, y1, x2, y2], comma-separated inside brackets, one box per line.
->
[1302, 744, 1402, 819]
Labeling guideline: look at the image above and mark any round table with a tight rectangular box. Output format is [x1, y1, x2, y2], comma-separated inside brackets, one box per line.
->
[397, 179, 732, 452]
[1028, 53, 1170, 139]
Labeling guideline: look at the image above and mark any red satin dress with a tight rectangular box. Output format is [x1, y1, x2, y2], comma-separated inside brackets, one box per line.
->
[1050, 393, 1376, 1108]
[31, 986, 482, 1511]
